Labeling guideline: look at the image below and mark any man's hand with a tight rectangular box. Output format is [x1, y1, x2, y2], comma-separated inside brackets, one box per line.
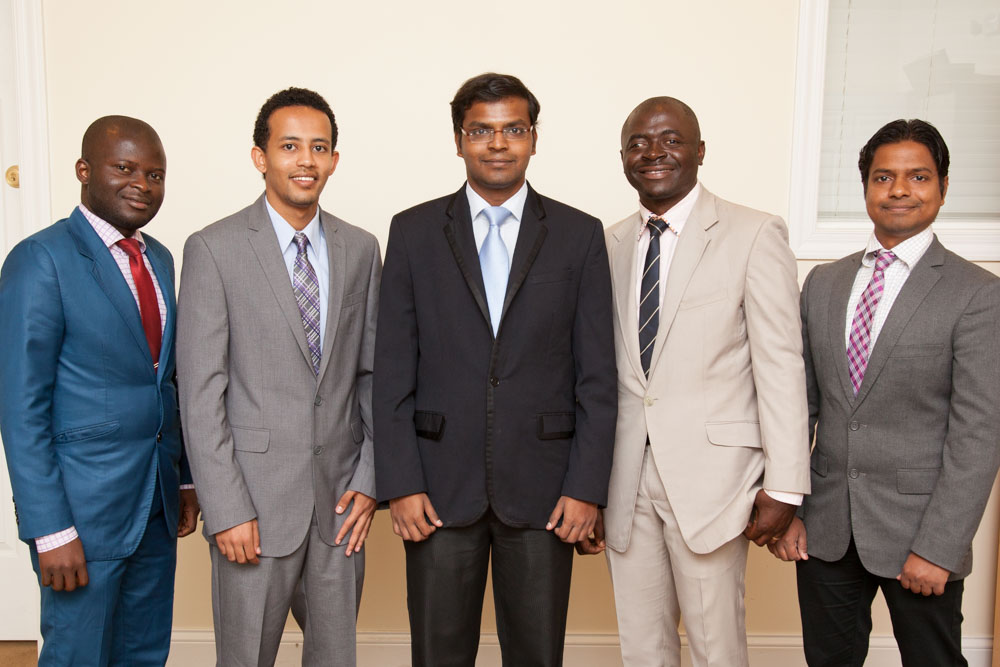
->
[547, 496, 598, 545]
[38, 538, 88, 591]
[214, 519, 260, 564]
[897, 552, 950, 596]
[178, 489, 200, 537]
[743, 489, 797, 546]
[575, 508, 606, 555]
[334, 490, 376, 557]
[766, 516, 808, 562]
[389, 493, 442, 542]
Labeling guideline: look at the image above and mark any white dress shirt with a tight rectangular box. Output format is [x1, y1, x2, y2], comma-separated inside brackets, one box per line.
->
[467, 181, 528, 266]
[844, 227, 934, 348]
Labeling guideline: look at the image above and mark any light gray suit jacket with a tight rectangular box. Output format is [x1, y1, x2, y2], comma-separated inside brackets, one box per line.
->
[800, 236, 1000, 579]
[177, 195, 380, 557]
[604, 188, 810, 555]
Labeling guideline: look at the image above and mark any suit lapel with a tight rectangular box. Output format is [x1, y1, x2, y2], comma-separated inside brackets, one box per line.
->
[144, 244, 175, 382]
[609, 214, 644, 381]
[442, 187, 492, 330]
[317, 210, 345, 383]
[829, 252, 863, 403]
[68, 210, 155, 376]
[647, 191, 714, 377]
[501, 186, 547, 334]
[854, 239, 943, 404]
[246, 195, 314, 371]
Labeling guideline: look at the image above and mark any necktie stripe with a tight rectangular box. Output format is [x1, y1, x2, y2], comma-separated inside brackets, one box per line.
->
[292, 232, 322, 375]
[846, 250, 896, 394]
[639, 216, 670, 377]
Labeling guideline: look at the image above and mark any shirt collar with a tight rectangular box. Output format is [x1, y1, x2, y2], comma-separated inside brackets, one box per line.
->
[264, 197, 322, 252]
[861, 226, 933, 269]
[78, 203, 147, 251]
[637, 182, 701, 239]
[466, 181, 529, 222]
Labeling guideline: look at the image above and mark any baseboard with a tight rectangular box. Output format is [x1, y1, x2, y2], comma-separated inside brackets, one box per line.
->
[167, 629, 993, 666]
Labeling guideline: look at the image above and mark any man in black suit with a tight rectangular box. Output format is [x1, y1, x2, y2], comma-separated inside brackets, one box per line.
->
[373, 72, 617, 666]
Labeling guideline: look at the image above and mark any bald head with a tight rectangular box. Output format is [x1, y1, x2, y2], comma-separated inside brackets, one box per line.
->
[621, 97, 700, 148]
[76, 115, 166, 237]
[619, 96, 705, 215]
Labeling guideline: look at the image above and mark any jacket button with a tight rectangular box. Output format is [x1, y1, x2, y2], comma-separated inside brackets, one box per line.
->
[849, 469, 859, 479]
[849, 421, 860, 431]
[490, 376, 500, 387]
[314, 446, 324, 455]
[644, 396, 654, 407]
[156, 432, 162, 442]
[314, 396, 323, 406]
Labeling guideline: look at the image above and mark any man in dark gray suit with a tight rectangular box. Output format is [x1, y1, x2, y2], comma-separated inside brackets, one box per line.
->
[770, 119, 1000, 666]
[178, 88, 380, 666]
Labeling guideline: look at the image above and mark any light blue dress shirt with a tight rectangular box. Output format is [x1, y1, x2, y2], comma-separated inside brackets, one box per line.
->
[265, 198, 329, 346]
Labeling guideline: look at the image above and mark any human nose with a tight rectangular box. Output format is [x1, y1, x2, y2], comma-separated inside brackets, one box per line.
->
[889, 178, 909, 197]
[130, 171, 152, 192]
[642, 140, 666, 160]
[297, 148, 315, 165]
[487, 130, 508, 149]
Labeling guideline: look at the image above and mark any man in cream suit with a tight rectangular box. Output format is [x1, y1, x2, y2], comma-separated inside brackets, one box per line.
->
[600, 97, 810, 666]
[770, 119, 1000, 666]
[178, 87, 380, 666]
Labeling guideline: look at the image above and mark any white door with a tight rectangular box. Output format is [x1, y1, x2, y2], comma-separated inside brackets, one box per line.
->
[0, 0, 50, 640]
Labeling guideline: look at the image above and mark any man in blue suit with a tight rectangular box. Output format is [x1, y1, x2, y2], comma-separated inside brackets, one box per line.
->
[0, 116, 198, 666]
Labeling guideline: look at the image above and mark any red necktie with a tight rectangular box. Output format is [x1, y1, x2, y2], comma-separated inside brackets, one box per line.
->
[117, 238, 162, 368]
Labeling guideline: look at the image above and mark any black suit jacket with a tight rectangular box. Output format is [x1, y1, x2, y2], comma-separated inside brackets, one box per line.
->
[374, 184, 617, 528]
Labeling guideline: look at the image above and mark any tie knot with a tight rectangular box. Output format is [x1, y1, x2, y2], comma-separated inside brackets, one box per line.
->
[647, 216, 669, 237]
[874, 249, 897, 272]
[294, 232, 310, 254]
[484, 206, 510, 228]
[116, 237, 142, 258]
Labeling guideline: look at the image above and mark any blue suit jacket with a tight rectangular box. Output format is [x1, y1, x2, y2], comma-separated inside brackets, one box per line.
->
[0, 208, 188, 560]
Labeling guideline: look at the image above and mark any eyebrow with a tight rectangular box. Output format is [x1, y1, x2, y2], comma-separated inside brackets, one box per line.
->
[277, 135, 331, 144]
[466, 120, 531, 128]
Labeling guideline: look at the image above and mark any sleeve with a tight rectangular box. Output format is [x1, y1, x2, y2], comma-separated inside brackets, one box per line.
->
[347, 237, 382, 498]
[0, 240, 76, 539]
[559, 218, 618, 506]
[910, 278, 1000, 572]
[372, 217, 428, 503]
[744, 216, 811, 495]
[176, 233, 255, 535]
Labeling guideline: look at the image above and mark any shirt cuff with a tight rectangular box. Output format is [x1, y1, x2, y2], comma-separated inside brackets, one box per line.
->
[179, 484, 195, 490]
[35, 526, 79, 553]
[764, 489, 803, 506]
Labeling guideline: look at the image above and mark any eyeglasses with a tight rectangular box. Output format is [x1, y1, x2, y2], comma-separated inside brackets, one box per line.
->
[460, 126, 534, 143]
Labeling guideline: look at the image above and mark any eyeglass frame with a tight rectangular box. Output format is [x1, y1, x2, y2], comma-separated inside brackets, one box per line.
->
[459, 125, 535, 143]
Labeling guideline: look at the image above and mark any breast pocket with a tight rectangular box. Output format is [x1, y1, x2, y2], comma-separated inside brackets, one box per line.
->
[231, 426, 270, 453]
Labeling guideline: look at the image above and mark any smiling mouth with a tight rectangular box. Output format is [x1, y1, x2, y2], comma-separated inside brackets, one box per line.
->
[123, 197, 151, 208]
[291, 175, 317, 183]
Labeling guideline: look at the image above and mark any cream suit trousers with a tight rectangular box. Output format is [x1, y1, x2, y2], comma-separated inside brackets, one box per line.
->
[607, 446, 749, 667]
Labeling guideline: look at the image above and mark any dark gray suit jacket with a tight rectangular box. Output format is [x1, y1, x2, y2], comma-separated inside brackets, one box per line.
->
[800, 236, 1000, 579]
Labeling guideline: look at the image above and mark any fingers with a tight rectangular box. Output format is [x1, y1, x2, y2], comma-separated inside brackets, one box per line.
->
[423, 497, 443, 528]
[546, 497, 565, 532]
[388, 494, 440, 542]
[335, 490, 355, 515]
[345, 508, 375, 556]
[551, 498, 597, 543]
[214, 520, 260, 565]
[38, 539, 88, 591]
[250, 520, 261, 564]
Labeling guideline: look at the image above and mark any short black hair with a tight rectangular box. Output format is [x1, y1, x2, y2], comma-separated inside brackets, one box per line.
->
[858, 119, 949, 194]
[450, 73, 540, 135]
[253, 87, 338, 150]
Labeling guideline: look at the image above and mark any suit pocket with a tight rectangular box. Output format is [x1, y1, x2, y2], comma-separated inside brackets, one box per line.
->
[897, 468, 940, 494]
[679, 289, 727, 310]
[705, 421, 762, 448]
[414, 411, 445, 441]
[526, 269, 573, 284]
[231, 426, 270, 453]
[810, 450, 829, 477]
[889, 344, 943, 358]
[350, 419, 364, 444]
[537, 412, 576, 440]
[342, 290, 365, 308]
[53, 420, 120, 444]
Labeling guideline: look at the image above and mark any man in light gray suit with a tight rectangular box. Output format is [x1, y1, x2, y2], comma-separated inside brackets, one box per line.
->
[178, 87, 379, 666]
[770, 119, 1000, 666]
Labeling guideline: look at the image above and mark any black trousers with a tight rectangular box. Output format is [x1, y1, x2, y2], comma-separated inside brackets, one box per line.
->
[796, 538, 966, 667]
[404, 507, 575, 667]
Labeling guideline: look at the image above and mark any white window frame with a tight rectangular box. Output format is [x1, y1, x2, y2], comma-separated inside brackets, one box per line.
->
[788, 0, 1000, 261]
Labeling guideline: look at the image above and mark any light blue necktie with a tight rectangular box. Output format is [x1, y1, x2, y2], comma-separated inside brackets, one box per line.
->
[479, 206, 511, 335]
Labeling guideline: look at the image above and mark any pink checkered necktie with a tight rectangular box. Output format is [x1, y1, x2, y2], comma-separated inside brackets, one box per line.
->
[293, 232, 322, 375]
[846, 250, 897, 395]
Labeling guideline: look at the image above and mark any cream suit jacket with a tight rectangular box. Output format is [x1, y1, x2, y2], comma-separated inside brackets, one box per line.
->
[604, 188, 810, 555]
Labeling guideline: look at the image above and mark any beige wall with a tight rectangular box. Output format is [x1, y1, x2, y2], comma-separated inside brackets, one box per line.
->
[40, 0, 999, 642]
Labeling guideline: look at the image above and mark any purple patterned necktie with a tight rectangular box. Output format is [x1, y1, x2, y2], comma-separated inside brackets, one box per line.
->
[293, 232, 322, 375]
[846, 250, 897, 394]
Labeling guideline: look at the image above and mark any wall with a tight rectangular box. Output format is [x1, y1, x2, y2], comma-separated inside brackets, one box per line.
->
[38, 0, 1000, 656]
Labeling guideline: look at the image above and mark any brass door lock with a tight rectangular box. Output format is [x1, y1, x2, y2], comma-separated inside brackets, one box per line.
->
[4, 165, 18, 188]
